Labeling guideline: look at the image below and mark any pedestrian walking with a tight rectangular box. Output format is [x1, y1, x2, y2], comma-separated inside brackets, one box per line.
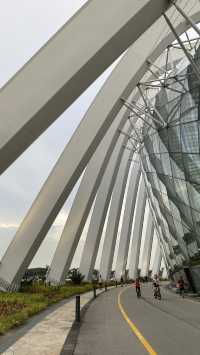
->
[134, 278, 141, 298]
[120, 276, 124, 287]
[177, 276, 185, 297]
[99, 274, 103, 289]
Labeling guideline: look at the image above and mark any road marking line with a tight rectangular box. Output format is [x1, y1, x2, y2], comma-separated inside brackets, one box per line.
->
[118, 287, 158, 355]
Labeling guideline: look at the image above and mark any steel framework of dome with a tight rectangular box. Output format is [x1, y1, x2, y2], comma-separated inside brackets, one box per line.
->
[1, 0, 200, 291]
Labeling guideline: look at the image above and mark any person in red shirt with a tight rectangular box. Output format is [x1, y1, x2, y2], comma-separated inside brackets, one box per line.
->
[135, 277, 141, 298]
[177, 276, 185, 298]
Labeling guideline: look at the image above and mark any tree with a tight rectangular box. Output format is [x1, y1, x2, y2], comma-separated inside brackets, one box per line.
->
[69, 268, 85, 285]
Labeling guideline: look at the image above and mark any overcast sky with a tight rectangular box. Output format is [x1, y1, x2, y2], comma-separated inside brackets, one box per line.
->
[0, 0, 117, 269]
[0, 0, 164, 273]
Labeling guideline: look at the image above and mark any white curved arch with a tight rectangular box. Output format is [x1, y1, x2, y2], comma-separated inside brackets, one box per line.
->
[0, 6, 200, 290]
[115, 163, 141, 280]
[0, 0, 171, 174]
[47, 119, 133, 284]
[99, 148, 133, 280]
[140, 211, 154, 278]
[129, 177, 147, 280]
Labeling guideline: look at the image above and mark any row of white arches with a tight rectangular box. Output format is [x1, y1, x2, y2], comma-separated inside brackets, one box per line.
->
[0, 0, 199, 290]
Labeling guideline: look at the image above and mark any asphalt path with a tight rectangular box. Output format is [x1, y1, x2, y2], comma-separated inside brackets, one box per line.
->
[74, 284, 200, 355]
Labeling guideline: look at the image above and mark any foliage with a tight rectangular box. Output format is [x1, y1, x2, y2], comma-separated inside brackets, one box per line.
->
[69, 268, 85, 284]
[0, 282, 92, 335]
[93, 269, 99, 278]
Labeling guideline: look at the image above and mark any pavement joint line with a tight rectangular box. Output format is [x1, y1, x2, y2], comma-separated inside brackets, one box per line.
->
[142, 295, 200, 332]
[164, 285, 200, 304]
[118, 286, 158, 355]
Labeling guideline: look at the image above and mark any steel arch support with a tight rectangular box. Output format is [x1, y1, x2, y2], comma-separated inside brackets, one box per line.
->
[140, 211, 154, 278]
[115, 163, 141, 280]
[99, 149, 133, 281]
[152, 241, 162, 277]
[0, 0, 171, 174]
[1, 7, 200, 291]
[0, 18, 169, 291]
[129, 177, 146, 280]
[47, 119, 132, 284]
[79, 125, 133, 282]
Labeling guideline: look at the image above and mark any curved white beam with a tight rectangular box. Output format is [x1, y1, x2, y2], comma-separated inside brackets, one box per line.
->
[115, 163, 141, 280]
[0, 0, 171, 174]
[100, 148, 133, 280]
[142, 170, 175, 270]
[152, 241, 162, 277]
[140, 211, 154, 278]
[1, 7, 200, 290]
[79, 123, 133, 282]
[162, 266, 169, 279]
[129, 177, 146, 280]
[47, 119, 132, 284]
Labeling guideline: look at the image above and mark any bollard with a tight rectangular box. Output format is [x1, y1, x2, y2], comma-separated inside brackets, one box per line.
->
[105, 282, 107, 291]
[93, 285, 97, 298]
[75, 295, 81, 322]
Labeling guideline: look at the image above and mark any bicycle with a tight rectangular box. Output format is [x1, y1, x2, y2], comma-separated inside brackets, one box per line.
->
[179, 287, 185, 298]
[136, 287, 141, 298]
[154, 285, 161, 300]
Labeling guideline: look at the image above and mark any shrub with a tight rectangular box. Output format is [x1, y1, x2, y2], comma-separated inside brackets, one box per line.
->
[69, 269, 85, 284]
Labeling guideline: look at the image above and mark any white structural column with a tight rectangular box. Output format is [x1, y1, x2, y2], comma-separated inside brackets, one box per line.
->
[0, 16, 176, 291]
[0, 0, 170, 174]
[152, 241, 162, 277]
[100, 149, 133, 280]
[48, 119, 132, 284]
[143, 170, 172, 272]
[140, 211, 154, 278]
[162, 266, 168, 279]
[0, 5, 199, 290]
[79, 124, 133, 281]
[115, 163, 141, 280]
[129, 177, 146, 280]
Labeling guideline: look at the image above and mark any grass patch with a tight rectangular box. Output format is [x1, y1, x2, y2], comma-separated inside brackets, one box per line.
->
[0, 283, 93, 335]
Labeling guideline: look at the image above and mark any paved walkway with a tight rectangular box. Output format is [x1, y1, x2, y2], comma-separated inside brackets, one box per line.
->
[74, 284, 200, 355]
[0, 289, 104, 355]
[2, 285, 200, 354]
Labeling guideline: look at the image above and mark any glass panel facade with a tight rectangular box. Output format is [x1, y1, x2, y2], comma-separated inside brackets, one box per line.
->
[141, 46, 200, 273]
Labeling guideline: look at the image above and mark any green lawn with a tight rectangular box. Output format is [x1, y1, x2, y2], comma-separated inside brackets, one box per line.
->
[0, 283, 93, 335]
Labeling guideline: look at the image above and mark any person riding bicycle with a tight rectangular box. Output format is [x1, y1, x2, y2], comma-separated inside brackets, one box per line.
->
[152, 274, 159, 288]
[120, 275, 124, 287]
[177, 276, 185, 297]
[135, 277, 141, 297]
[152, 274, 161, 299]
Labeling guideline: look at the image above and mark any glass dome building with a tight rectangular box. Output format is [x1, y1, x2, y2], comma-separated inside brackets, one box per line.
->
[140, 45, 200, 290]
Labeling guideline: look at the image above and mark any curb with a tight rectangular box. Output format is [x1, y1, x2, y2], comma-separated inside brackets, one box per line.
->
[60, 287, 114, 355]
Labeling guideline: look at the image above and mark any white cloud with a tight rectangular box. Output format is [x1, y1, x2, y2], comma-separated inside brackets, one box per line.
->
[0, 223, 19, 229]
[0, 0, 119, 271]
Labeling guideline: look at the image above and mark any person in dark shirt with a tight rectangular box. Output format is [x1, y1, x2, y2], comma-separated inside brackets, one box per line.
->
[135, 277, 141, 297]
[177, 276, 185, 297]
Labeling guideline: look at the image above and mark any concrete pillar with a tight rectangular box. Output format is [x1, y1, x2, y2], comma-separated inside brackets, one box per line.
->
[115, 163, 141, 280]
[152, 241, 162, 277]
[100, 149, 132, 280]
[129, 177, 146, 280]
[144, 177, 174, 272]
[48, 120, 133, 284]
[0, 10, 192, 290]
[0, 15, 174, 291]
[0, 0, 171, 174]
[79, 124, 133, 281]
[162, 265, 169, 279]
[140, 211, 154, 278]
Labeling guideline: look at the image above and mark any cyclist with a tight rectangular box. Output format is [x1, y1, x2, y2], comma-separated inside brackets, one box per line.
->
[152, 274, 161, 300]
[120, 275, 124, 287]
[177, 276, 185, 298]
[135, 277, 141, 298]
